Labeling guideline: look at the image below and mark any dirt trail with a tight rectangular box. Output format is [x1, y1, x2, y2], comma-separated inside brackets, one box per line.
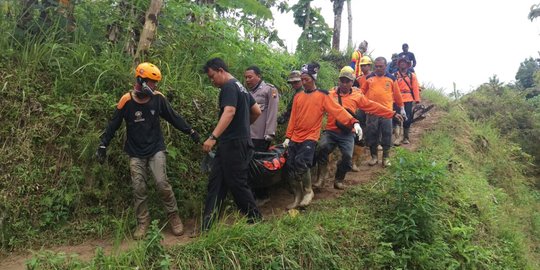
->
[0, 107, 441, 270]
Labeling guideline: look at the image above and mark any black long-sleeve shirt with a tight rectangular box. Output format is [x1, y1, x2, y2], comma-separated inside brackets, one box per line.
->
[100, 91, 192, 158]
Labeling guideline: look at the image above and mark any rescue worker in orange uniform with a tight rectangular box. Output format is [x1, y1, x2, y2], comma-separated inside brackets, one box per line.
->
[96, 62, 200, 239]
[314, 66, 403, 189]
[393, 57, 420, 145]
[352, 56, 374, 171]
[350, 40, 368, 86]
[283, 63, 361, 209]
[360, 57, 405, 167]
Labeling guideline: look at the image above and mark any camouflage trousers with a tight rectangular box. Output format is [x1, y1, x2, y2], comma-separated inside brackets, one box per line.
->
[129, 151, 178, 224]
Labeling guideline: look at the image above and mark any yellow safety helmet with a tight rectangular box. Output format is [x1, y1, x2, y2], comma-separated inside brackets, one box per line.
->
[135, 62, 162, 81]
[359, 56, 373, 65]
[339, 66, 355, 81]
[340, 66, 354, 74]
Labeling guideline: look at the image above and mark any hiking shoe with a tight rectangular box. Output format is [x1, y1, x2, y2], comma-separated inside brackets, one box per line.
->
[368, 156, 378, 166]
[168, 213, 184, 236]
[351, 164, 360, 172]
[402, 138, 410, 144]
[133, 221, 150, 240]
[334, 182, 346, 190]
[298, 189, 314, 207]
[255, 197, 271, 207]
[382, 159, 391, 168]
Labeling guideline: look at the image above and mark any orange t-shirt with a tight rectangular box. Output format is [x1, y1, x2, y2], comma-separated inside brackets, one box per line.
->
[286, 89, 358, 142]
[360, 73, 404, 110]
[395, 71, 420, 103]
[325, 87, 395, 132]
[356, 73, 368, 88]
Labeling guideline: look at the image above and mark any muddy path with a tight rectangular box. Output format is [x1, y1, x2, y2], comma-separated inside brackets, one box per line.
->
[0, 106, 441, 270]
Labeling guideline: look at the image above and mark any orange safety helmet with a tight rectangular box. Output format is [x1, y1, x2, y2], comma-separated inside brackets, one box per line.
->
[135, 62, 162, 81]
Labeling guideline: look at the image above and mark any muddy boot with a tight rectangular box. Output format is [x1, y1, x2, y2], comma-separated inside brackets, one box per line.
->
[402, 128, 410, 144]
[334, 171, 346, 190]
[351, 146, 363, 171]
[168, 212, 184, 236]
[133, 219, 150, 240]
[393, 125, 402, 146]
[382, 149, 391, 168]
[313, 163, 328, 188]
[299, 171, 314, 207]
[368, 146, 378, 166]
[286, 179, 302, 210]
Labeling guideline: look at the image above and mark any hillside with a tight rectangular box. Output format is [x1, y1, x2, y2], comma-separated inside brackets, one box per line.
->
[1, 1, 540, 269]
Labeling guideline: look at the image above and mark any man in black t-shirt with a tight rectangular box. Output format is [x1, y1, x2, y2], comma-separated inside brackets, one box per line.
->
[97, 62, 200, 239]
[200, 58, 263, 233]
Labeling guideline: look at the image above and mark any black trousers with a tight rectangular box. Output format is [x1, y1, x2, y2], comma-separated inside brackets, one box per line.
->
[202, 139, 262, 231]
[286, 140, 317, 179]
[251, 138, 271, 199]
[393, 102, 414, 128]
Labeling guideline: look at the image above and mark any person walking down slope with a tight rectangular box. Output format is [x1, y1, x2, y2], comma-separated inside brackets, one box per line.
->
[283, 63, 361, 209]
[398, 43, 417, 72]
[352, 56, 373, 171]
[244, 65, 279, 206]
[350, 40, 369, 84]
[385, 53, 399, 75]
[393, 57, 420, 145]
[96, 62, 201, 240]
[314, 66, 403, 190]
[277, 71, 303, 125]
[200, 58, 262, 233]
[361, 57, 405, 167]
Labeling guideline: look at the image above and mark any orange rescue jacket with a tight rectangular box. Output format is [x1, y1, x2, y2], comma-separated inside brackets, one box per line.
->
[394, 71, 420, 103]
[325, 87, 395, 133]
[286, 89, 358, 143]
[360, 73, 404, 110]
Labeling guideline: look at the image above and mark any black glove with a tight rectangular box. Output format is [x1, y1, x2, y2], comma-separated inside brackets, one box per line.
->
[96, 145, 107, 164]
[190, 130, 201, 144]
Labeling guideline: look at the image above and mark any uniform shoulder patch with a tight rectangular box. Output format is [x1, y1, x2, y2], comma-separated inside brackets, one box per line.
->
[271, 88, 278, 98]
[117, 92, 132, 109]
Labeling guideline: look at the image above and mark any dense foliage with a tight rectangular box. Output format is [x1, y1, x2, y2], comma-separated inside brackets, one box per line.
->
[0, 1, 341, 251]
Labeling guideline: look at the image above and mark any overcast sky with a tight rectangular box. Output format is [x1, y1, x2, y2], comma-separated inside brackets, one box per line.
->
[272, 0, 540, 93]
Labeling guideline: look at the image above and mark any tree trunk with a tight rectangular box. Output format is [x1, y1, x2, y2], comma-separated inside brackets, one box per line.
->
[346, 0, 352, 50]
[134, 0, 163, 63]
[304, 2, 311, 30]
[331, 0, 345, 50]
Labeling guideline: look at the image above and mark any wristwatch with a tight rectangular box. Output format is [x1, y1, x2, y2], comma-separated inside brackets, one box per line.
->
[209, 134, 218, 140]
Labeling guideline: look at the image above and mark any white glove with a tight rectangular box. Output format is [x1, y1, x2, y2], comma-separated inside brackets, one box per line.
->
[282, 138, 290, 148]
[264, 134, 274, 142]
[400, 107, 408, 121]
[353, 123, 362, 140]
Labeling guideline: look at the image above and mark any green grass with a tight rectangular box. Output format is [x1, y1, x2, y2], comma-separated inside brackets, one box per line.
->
[25, 98, 540, 268]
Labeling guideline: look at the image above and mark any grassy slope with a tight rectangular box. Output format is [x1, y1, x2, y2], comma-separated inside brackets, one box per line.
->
[26, 89, 540, 269]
